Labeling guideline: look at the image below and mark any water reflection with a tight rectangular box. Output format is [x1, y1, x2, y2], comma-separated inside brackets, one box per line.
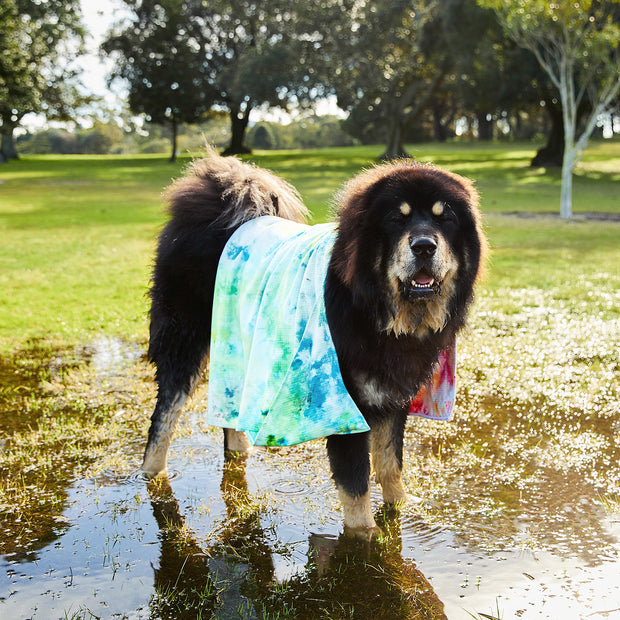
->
[1, 335, 619, 618]
[147, 453, 447, 619]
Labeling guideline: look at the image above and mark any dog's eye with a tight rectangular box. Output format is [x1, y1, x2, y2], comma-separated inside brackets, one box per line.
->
[432, 201, 456, 222]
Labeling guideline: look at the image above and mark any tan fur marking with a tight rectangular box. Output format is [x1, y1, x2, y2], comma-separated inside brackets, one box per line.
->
[432, 201, 444, 216]
[400, 202, 412, 216]
[142, 392, 187, 475]
[338, 488, 377, 529]
[418, 268, 458, 334]
[370, 424, 408, 504]
[385, 240, 459, 338]
[224, 428, 252, 453]
[385, 308, 417, 338]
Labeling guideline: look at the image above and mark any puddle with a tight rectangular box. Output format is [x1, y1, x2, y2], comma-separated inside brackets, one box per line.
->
[1, 293, 619, 619]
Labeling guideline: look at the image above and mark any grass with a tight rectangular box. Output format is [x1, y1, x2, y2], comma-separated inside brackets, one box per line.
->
[0, 142, 618, 619]
[0, 141, 618, 352]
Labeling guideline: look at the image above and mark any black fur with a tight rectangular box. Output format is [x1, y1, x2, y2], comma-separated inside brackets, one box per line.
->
[143, 152, 485, 530]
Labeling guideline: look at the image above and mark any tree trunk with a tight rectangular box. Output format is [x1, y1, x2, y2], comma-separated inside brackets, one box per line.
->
[1, 128, 19, 161]
[379, 71, 446, 160]
[222, 105, 252, 156]
[476, 113, 494, 141]
[379, 118, 410, 160]
[560, 148, 573, 220]
[431, 101, 449, 142]
[531, 102, 564, 168]
[169, 118, 178, 163]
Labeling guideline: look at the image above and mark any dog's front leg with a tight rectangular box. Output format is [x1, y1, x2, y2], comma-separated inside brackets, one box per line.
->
[370, 411, 409, 505]
[223, 428, 252, 453]
[326, 432, 377, 531]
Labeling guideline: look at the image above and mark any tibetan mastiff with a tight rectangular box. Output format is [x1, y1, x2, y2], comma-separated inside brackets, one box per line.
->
[142, 150, 485, 532]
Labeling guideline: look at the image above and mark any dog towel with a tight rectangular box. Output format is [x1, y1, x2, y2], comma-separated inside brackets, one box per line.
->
[207, 216, 371, 446]
[207, 216, 455, 447]
[409, 345, 456, 421]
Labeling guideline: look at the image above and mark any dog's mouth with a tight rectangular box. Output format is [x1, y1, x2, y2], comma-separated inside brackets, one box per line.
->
[400, 270, 441, 301]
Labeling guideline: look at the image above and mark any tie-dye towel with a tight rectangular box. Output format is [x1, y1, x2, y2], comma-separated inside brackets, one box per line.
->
[409, 345, 456, 421]
[206, 216, 455, 447]
[207, 216, 370, 446]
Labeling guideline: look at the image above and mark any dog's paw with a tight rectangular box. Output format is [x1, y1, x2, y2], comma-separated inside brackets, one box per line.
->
[380, 480, 408, 506]
[224, 428, 252, 453]
[383, 492, 409, 507]
[339, 489, 379, 533]
[342, 523, 382, 542]
[141, 452, 168, 477]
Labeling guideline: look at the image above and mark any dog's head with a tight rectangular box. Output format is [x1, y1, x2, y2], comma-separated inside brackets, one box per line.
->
[331, 161, 486, 338]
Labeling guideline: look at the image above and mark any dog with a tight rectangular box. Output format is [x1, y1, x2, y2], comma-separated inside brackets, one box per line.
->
[141, 150, 486, 532]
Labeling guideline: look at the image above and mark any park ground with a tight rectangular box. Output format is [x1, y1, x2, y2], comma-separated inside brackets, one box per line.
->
[0, 142, 619, 619]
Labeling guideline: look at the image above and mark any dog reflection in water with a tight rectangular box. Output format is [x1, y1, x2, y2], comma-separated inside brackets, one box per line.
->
[146, 454, 447, 619]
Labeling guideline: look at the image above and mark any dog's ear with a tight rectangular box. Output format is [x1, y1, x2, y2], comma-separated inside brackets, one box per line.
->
[332, 223, 359, 289]
[332, 176, 391, 290]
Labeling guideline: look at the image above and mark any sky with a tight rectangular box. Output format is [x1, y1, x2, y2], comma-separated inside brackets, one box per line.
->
[21, 0, 343, 131]
[77, 0, 125, 106]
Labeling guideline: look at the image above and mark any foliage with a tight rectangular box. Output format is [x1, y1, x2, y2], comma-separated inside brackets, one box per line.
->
[0, 0, 86, 161]
[103, 1, 217, 162]
[247, 116, 358, 150]
[323, 0, 449, 158]
[15, 115, 359, 156]
[104, 0, 331, 157]
[478, 0, 620, 218]
[17, 122, 127, 156]
[323, 0, 517, 158]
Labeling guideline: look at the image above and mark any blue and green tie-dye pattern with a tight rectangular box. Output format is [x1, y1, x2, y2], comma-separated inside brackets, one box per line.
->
[206, 216, 371, 446]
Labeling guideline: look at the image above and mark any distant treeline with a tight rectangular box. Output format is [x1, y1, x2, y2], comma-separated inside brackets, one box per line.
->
[16, 115, 356, 156]
[16, 108, 573, 157]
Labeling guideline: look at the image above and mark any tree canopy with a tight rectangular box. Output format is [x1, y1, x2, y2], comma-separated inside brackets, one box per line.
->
[104, 0, 330, 156]
[0, 0, 85, 161]
[103, 1, 218, 162]
[321, 0, 520, 159]
[479, 0, 620, 218]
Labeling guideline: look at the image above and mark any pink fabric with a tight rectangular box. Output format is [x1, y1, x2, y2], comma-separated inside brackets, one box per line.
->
[409, 345, 456, 421]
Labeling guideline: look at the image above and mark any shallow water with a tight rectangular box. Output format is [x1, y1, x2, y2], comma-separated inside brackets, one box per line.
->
[1, 294, 619, 619]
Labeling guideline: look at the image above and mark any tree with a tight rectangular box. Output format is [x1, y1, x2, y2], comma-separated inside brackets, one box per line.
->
[0, 0, 85, 162]
[479, 0, 620, 219]
[105, 0, 327, 156]
[103, 1, 217, 162]
[324, 0, 508, 159]
[325, 0, 454, 159]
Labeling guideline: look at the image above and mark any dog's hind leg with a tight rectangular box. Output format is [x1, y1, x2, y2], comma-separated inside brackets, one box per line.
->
[370, 412, 409, 505]
[326, 432, 377, 531]
[223, 428, 252, 453]
[142, 389, 188, 476]
[142, 308, 210, 475]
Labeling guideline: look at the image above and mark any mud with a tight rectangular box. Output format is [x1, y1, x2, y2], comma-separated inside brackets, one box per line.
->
[1, 288, 619, 619]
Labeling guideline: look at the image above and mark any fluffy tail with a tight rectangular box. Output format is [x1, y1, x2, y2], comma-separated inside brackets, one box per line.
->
[164, 146, 309, 230]
[142, 150, 307, 474]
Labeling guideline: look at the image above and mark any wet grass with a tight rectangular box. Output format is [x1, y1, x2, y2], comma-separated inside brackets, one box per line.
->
[0, 339, 151, 560]
[1, 323, 619, 617]
[0, 143, 619, 618]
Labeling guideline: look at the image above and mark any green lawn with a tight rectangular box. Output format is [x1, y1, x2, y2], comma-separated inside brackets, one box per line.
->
[0, 142, 618, 352]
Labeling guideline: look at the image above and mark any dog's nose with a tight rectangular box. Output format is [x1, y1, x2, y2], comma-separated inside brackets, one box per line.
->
[410, 236, 437, 256]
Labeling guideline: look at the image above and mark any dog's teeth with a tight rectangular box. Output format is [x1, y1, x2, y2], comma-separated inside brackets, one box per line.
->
[410, 278, 435, 288]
